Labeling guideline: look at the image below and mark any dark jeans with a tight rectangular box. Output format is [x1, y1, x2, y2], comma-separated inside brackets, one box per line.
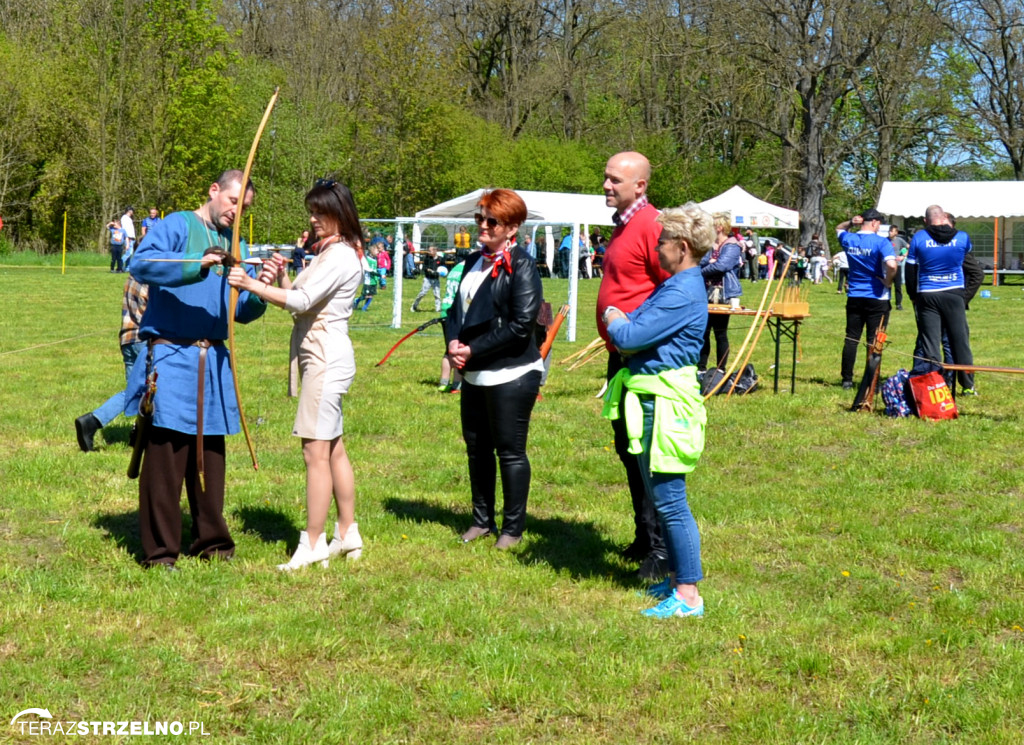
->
[139, 426, 233, 566]
[893, 272, 903, 308]
[912, 291, 974, 391]
[460, 371, 541, 537]
[747, 256, 759, 281]
[842, 296, 890, 384]
[110, 245, 124, 272]
[607, 352, 664, 557]
[837, 268, 848, 293]
[698, 312, 730, 371]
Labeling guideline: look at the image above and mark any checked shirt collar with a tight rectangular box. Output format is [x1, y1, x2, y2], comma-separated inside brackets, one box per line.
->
[613, 195, 649, 227]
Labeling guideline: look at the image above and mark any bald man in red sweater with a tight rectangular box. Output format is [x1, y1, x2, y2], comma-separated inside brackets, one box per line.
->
[596, 151, 671, 580]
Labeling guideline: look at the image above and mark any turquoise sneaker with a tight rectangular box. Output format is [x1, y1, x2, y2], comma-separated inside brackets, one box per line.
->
[642, 591, 704, 619]
[645, 577, 673, 600]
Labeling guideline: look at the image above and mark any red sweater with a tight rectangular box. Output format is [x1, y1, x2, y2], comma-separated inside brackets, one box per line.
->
[596, 202, 669, 348]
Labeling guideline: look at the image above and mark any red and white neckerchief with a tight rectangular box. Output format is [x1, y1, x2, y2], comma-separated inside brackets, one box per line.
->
[483, 240, 516, 278]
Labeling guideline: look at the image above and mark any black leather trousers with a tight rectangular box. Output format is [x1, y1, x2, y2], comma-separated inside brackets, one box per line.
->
[460, 370, 541, 537]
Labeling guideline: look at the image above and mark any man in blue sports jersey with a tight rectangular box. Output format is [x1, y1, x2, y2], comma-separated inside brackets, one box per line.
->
[835, 208, 898, 389]
[905, 204, 975, 393]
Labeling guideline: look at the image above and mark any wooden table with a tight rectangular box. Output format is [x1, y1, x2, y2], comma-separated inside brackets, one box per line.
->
[708, 306, 810, 394]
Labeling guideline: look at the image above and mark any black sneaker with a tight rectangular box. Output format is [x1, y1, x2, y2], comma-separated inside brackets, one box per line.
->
[841, 380, 854, 390]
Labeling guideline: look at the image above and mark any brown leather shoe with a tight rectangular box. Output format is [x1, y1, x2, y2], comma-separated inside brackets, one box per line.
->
[460, 526, 491, 543]
[494, 534, 522, 550]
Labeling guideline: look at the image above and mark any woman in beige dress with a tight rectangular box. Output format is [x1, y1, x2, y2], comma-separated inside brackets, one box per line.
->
[229, 178, 364, 570]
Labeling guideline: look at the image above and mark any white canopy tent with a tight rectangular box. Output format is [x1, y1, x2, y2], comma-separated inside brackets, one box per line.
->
[395, 188, 617, 340]
[878, 181, 1024, 281]
[698, 185, 800, 230]
[877, 181, 1024, 219]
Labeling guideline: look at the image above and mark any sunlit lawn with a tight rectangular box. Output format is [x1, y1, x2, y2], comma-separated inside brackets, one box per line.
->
[2, 257, 1024, 743]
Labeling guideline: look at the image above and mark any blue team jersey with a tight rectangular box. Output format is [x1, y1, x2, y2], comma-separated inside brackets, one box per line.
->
[837, 230, 894, 300]
[906, 229, 971, 292]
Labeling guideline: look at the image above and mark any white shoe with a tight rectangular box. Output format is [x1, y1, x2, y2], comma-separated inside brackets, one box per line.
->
[277, 531, 329, 571]
[328, 522, 363, 561]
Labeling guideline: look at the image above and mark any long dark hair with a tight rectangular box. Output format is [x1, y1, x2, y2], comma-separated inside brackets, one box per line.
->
[305, 178, 362, 249]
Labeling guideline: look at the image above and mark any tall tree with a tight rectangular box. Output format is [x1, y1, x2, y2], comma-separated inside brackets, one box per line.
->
[732, 0, 894, 245]
[943, 0, 1024, 179]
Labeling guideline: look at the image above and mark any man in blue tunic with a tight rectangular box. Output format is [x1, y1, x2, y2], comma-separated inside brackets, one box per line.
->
[835, 208, 898, 389]
[905, 204, 976, 393]
[127, 170, 267, 569]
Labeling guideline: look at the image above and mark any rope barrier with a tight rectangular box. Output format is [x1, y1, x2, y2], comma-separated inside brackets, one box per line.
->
[0, 331, 106, 358]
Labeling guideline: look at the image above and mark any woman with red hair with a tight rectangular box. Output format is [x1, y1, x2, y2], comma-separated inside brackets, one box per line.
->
[445, 189, 543, 550]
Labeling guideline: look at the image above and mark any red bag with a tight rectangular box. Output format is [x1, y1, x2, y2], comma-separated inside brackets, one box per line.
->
[908, 372, 958, 420]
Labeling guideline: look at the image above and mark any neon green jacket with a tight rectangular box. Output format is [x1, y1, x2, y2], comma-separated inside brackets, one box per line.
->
[602, 366, 706, 474]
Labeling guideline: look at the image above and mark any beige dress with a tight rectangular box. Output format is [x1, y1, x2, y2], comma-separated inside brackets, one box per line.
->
[284, 238, 363, 439]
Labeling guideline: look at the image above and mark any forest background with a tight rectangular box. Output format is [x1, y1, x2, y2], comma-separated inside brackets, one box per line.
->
[1, 0, 1023, 254]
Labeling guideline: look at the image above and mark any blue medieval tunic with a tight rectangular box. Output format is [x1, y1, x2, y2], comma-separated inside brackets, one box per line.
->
[126, 211, 267, 435]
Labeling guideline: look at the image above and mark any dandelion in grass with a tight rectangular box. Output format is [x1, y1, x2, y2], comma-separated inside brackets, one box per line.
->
[841, 570, 850, 577]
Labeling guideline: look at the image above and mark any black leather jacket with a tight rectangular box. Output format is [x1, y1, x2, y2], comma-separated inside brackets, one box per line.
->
[444, 246, 542, 373]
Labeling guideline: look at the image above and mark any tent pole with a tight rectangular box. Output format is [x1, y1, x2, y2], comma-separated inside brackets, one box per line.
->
[567, 223, 580, 342]
[993, 217, 1000, 287]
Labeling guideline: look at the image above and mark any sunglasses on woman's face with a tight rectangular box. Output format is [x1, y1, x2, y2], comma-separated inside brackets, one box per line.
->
[474, 213, 500, 229]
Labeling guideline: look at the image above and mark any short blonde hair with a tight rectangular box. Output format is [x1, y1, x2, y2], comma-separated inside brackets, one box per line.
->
[712, 211, 732, 234]
[657, 202, 715, 259]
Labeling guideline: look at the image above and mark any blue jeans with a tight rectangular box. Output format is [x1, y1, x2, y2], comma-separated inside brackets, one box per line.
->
[636, 397, 703, 584]
[93, 341, 146, 426]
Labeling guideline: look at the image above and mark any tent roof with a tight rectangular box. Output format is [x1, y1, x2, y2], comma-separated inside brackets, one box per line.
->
[414, 188, 616, 227]
[878, 181, 1024, 219]
[697, 185, 800, 229]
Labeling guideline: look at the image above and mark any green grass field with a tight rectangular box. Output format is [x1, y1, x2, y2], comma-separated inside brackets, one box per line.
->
[2, 258, 1024, 743]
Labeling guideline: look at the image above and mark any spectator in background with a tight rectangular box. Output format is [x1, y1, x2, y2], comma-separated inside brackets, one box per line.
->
[75, 277, 149, 451]
[833, 249, 849, 294]
[120, 207, 137, 267]
[412, 244, 442, 312]
[454, 225, 472, 262]
[141, 207, 161, 239]
[889, 224, 908, 311]
[292, 230, 309, 275]
[108, 217, 127, 273]
[744, 229, 759, 282]
[558, 231, 573, 278]
[835, 208, 897, 389]
[404, 242, 417, 278]
[375, 239, 391, 288]
[807, 234, 827, 284]
[905, 206, 977, 394]
[697, 212, 743, 373]
[355, 243, 379, 311]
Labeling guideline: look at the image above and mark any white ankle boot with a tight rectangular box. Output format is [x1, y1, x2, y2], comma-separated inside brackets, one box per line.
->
[328, 522, 363, 561]
[277, 530, 330, 571]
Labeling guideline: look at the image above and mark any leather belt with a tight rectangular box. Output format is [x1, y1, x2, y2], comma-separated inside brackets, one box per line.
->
[151, 338, 224, 491]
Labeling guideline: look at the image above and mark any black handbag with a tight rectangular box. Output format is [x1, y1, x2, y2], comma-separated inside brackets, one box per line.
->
[701, 364, 759, 396]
